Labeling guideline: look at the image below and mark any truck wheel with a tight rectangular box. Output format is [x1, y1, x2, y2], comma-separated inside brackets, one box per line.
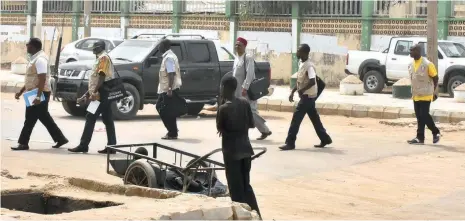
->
[363, 70, 385, 93]
[62, 101, 86, 117]
[186, 104, 204, 116]
[111, 83, 140, 120]
[447, 75, 465, 98]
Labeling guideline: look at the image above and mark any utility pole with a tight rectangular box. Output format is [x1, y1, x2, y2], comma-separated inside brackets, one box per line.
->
[83, 0, 92, 37]
[35, 0, 43, 38]
[427, 0, 438, 68]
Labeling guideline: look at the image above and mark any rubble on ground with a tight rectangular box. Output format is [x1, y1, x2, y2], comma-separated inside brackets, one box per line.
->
[379, 118, 465, 132]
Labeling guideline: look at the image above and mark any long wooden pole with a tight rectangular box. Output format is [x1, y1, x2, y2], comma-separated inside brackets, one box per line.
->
[427, 0, 438, 68]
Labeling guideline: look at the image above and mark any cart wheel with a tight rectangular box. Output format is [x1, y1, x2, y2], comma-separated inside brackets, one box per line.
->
[186, 159, 217, 187]
[124, 159, 159, 188]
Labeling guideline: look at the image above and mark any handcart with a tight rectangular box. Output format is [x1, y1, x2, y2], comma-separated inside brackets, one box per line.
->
[105, 142, 267, 197]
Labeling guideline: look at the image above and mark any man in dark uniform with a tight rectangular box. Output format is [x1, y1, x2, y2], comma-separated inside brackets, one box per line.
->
[216, 76, 262, 218]
[12, 38, 68, 151]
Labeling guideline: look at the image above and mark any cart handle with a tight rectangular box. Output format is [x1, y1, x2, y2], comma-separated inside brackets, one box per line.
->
[182, 147, 267, 173]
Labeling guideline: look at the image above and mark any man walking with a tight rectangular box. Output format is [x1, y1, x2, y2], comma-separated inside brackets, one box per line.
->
[216, 76, 262, 219]
[155, 39, 183, 140]
[11, 38, 68, 151]
[233, 37, 272, 140]
[68, 40, 116, 154]
[407, 44, 441, 145]
[279, 44, 332, 150]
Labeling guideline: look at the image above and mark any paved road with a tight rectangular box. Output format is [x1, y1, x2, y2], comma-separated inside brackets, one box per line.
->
[2, 93, 464, 219]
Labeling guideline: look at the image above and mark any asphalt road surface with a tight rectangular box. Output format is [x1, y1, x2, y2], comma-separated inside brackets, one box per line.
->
[1, 93, 464, 219]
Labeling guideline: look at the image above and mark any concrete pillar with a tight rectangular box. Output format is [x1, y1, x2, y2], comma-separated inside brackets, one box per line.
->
[427, 0, 439, 68]
[438, 0, 451, 40]
[290, 2, 301, 88]
[34, 0, 43, 39]
[361, 0, 374, 51]
[172, 0, 182, 33]
[121, 0, 130, 39]
[71, 0, 81, 42]
[226, 0, 237, 59]
[26, 0, 36, 38]
[83, 0, 92, 37]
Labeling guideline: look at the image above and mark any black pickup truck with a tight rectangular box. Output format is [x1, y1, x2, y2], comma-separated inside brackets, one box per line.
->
[55, 34, 272, 120]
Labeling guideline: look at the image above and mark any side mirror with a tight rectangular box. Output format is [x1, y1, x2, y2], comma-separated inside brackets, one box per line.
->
[148, 57, 159, 65]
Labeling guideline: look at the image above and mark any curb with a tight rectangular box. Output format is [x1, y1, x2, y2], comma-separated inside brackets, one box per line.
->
[257, 99, 465, 123]
[1, 81, 24, 93]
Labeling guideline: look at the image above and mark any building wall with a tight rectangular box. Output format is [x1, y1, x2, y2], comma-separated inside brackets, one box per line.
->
[1, 13, 464, 86]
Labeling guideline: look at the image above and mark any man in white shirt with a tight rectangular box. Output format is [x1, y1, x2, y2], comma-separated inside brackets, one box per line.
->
[232, 37, 272, 140]
[12, 38, 68, 151]
[155, 39, 183, 140]
[279, 44, 332, 150]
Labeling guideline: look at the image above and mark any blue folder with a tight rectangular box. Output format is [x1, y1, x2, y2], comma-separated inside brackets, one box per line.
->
[23, 88, 46, 107]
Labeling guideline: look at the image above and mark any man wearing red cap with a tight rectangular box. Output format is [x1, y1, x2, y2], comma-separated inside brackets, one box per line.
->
[232, 37, 272, 140]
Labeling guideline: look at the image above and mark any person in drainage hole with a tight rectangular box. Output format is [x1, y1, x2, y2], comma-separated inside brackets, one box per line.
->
[11, 38, 69, 151]
[279, 44, 332, 151]
[68, 40, 116, 154]
[216, 76, 262, 219]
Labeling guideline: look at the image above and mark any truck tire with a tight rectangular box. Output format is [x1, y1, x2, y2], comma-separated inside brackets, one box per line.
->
[62, 101, 87, 117]
[111, 83, 140, 120]
[363, 70, 385, 93]
[447, 75, 465, 98]
[187, 104, 204, 116]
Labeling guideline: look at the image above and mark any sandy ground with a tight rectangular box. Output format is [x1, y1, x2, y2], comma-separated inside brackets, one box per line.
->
[1, 92, 465, 219]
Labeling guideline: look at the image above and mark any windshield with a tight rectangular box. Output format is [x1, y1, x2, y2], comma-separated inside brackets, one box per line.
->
[108, 40, 156, 62]
[439, 42, 465, 58]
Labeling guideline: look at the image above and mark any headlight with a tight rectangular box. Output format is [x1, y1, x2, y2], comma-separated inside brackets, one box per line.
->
[83, 70, 93, 79]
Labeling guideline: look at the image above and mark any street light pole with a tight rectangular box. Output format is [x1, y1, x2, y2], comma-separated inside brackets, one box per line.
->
[427, 0, 438, 68]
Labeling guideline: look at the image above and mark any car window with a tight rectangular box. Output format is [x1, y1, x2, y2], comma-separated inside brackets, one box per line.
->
[394, 40, 412, 55]
[187, 43, 210, 63]
[79, 39, 99, 51]
[151, 44, 183, 61]
[113, 40, 124, 47]
[418, 42, 444, 59]
[104, 40, 113, 50]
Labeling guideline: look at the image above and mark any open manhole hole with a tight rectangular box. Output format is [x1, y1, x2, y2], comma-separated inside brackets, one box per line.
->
[1, 191, 122, 215]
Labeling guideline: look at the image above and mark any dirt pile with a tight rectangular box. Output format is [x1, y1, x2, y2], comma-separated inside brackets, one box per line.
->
[340, 75, 363, 84]
[393, 78, 411, 86]
[379, 118, 465, 132]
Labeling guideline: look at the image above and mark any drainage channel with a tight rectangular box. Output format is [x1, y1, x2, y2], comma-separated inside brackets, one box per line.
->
[1, 191, 122, 215]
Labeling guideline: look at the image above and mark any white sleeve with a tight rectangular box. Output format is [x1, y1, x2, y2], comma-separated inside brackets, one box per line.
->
[307, 66, 316, 79]
[165, 57, 176, 73]
[35, 57, 48, 74]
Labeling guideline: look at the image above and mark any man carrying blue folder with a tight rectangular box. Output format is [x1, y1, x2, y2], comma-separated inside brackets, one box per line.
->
[11, 38, 68, 151]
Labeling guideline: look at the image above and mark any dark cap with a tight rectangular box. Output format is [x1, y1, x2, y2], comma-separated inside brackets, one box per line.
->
[92, 40, 106, 50]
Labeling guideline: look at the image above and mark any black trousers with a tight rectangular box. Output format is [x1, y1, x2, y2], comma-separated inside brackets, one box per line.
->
[224, 157, 261, 218]
[285, 95, 331, 146]
[156, 90, 180, 137]
[79, 92, 116, 147]
[414, 100, 440, 141]
[18, 91, 66, 145]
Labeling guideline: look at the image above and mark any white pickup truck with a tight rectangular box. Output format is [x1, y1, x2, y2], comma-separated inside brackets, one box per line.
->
[345, 37, 465, 97]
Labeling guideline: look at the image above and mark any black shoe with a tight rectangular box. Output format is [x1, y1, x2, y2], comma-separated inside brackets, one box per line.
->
[314, 138, 332, 148]
[52, 138, 69, 148]
[407, 138, 424, 145]
[257, 131, 272, 141]
[68, 146, 89, 153]
[279, 144, 295, 151]
[161, 135, 178, 140]
[97, 148, 116, 154]
[11, 144, 29, 151]
[433, 134, 441, 144]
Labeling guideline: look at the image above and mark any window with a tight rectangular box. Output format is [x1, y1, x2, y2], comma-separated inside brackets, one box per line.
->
[418, 42, 444, 59]
[187, 43, 210, 63]
[394, 40, 413, 55]
[113, 40, 123, 47]
[79, 39, 99, 51]
[151, 44, 183, 61]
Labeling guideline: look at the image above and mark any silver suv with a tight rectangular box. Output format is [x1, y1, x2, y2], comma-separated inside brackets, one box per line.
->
[59, 37, 123, 63]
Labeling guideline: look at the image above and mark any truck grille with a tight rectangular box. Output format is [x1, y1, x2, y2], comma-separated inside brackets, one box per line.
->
[59, 69, 80, 77]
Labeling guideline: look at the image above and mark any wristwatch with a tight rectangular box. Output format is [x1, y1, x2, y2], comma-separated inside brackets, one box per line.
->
[35, 97, 41, 101]
[168, 87, 172, 91]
